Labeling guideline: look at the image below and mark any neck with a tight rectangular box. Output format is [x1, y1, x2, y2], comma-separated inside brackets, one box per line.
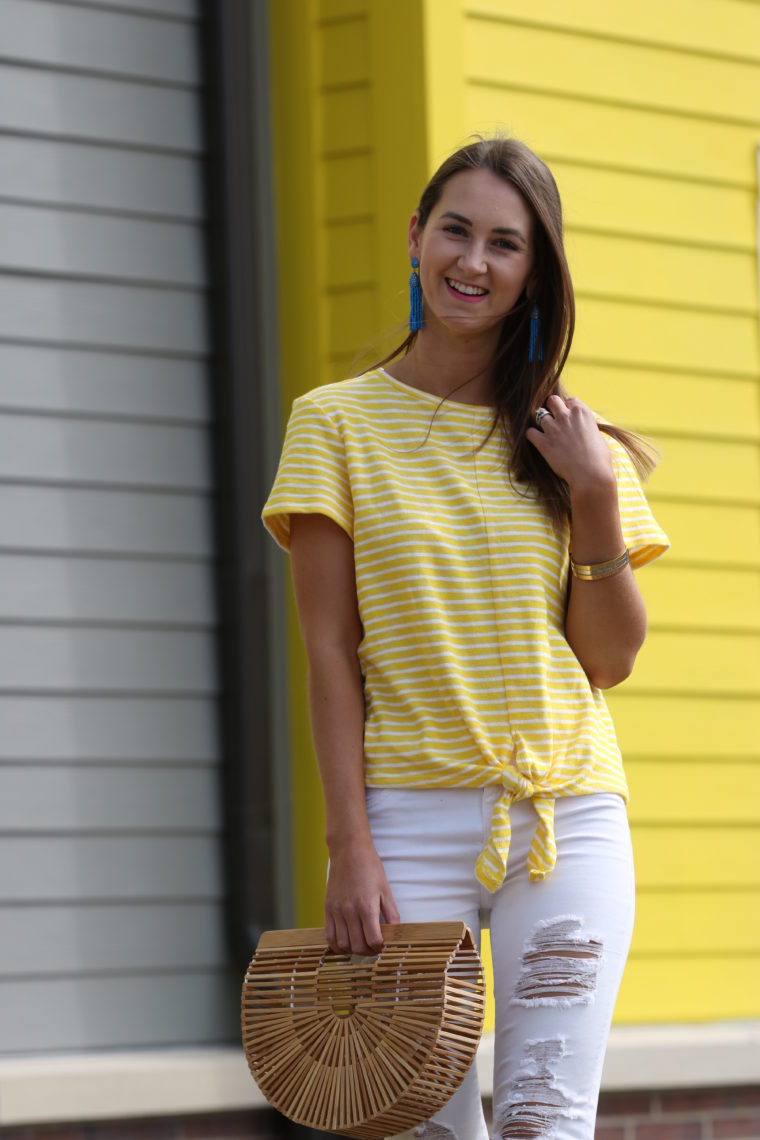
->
[390, 325, 499, 406]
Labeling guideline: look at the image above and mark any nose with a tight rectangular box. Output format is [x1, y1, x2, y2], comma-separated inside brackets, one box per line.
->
[458, 242, 487, 276]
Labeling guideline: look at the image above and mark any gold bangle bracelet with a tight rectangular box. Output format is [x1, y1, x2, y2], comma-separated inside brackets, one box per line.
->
[570, 548, 630, 581]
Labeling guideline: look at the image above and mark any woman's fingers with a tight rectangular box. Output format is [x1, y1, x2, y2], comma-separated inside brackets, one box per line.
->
[324, 844, 398, 955]
[326, 903, 383, 956]
[381, 886, 401, 926]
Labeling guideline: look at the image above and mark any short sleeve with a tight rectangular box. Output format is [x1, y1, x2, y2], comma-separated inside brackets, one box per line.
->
[262, 396, 354, 551]
[608, 437, 669, 570]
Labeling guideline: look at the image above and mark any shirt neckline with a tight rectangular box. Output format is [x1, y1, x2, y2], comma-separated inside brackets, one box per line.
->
[374, 367, 496, 416]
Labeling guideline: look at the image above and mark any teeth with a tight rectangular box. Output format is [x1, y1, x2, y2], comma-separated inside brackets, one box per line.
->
[447, 279, 487, 296]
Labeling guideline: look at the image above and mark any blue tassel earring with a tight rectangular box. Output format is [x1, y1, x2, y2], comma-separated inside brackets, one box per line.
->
[409, 257, 423, 331]
[528, 303, 543, 363]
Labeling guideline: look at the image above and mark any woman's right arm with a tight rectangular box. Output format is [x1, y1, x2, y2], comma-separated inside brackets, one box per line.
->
[289, 512, 400, 955]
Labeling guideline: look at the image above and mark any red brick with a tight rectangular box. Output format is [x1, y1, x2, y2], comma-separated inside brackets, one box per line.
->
[90, 1122, 176, 1140]
[713, 1119, 760, 1139]
[598, 1092, 656, 1117]
[179, 1112, 284, 1139]
[0, 1131, 84, 1140]
[635, 1125, 702, 1140]
[662, 1088, 760, 1113]
[595, 1127, 627, 1140]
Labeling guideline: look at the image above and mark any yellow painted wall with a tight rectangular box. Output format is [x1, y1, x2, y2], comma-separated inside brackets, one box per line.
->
[269, 0, 760, 1024]
[268, 0, 429, 927]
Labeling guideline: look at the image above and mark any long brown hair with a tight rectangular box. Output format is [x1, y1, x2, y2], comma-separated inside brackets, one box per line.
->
[375, 136, 657, 526]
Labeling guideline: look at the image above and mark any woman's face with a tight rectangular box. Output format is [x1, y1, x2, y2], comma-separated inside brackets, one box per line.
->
[409, 167, 536, 339]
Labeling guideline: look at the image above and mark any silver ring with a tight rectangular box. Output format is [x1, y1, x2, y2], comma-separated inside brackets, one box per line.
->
[535, 407, 552, 426]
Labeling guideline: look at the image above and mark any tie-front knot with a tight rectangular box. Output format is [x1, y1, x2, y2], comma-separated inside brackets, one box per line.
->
[474, 778, 557, 891]
[507, 771, 536, 801]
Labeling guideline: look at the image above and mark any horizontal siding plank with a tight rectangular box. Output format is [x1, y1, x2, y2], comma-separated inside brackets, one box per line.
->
[323, 154, 373, 222]
[466, 85, 759, 187]
[0, 416, 212, 491]
[616, 956, 760, 1023]
[0, 766, 221, 832]
[318, 16, 369, 87]
[573, 297, 759, 377]
[320, 87, 371, 153]
[643, 437, 760, 506]
[628, 629, 760, 696]
[554, 161, 756, 252]
[325, 219, 373, 288]
[0, 902, 226, 976]
[87, 0, 200, 18]
[0, 203, 207, 287]
[0, 628, 217, 693]
[632, 890, 760, 955]
[0, 66, 202, 152]
[626, 759, 760, 823]
[318, 0, 367, 18]
[637, 565, 760, 632]
[0, 137, 204, 219]
[0, 696, 218, 762]
[608, 693, 759, 758]
[326, 286, 376, 355]
[631, 825, 758, 889]
[567, 230, 757, 316]
[0, 836, 222, 900]
[0, 555, 216, 625]
[649, 500, 760, 568]
[466, 19, 760, 126]
[0, 279, 209, 353]
[0, 345, 210, 422]
[0, 486, 214, 558]
[567, 364, 760, 442]
[0, 971, 237, 1052]
[466, 0, 760, 66]
[2, 0, 200, 85]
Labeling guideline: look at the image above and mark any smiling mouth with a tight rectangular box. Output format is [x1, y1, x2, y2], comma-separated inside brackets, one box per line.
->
[445, 278, 488, 297]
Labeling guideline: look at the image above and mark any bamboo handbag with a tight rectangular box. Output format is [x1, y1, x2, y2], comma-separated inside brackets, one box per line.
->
[241, 921, 486, 1138]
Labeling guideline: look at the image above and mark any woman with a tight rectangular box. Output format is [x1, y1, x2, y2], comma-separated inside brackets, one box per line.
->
[263, 137, 668, 1140]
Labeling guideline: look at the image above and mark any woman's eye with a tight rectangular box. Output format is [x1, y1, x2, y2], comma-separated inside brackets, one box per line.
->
[443, 224, 467, 236]
[494, 239, 516, 251]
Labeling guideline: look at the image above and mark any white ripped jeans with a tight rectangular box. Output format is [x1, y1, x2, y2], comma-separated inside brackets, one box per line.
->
[364, 787, 636, 1140]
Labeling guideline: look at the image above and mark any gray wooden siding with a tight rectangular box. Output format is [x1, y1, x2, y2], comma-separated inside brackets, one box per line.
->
[0, 0, 233, 1052]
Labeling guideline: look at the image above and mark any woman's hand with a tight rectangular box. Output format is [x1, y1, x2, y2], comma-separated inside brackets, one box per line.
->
[526, 394, 647, 688]
[325, 839, 400, 956]
[526, 394, 615, 493]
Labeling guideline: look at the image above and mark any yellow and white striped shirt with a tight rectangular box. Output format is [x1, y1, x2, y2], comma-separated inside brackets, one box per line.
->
[263, 369, 668, 889]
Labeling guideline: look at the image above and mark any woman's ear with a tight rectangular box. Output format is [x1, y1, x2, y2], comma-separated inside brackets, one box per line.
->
[408, 212, 422, 261]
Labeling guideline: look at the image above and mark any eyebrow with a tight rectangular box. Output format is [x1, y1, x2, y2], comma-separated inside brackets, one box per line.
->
[441, 211, 527, 243]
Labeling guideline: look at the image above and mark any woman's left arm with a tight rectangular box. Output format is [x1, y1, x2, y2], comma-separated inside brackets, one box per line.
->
[527, 395, 647, 690]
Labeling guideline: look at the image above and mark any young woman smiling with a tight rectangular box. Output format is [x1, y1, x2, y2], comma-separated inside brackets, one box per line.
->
[263, 137, 668, 1140]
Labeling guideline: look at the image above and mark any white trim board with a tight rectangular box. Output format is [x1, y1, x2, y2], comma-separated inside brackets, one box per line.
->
[2, 1023, 760, 1125]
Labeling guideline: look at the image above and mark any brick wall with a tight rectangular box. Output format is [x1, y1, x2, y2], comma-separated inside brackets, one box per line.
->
[595, 1088, 760, 1140]
[4, 1090, 760, 1140]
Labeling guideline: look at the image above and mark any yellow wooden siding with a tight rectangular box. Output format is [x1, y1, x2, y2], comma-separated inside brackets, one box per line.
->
[626, 760, 760, 824]
[465, 19, 760, 125]
[553, 163, 756, 251]
[565, 365, 759, 439]
[467, 0, 760, 63]
[610, 694, 760, 757]
[467, 87, 758, 186]
[427, 0, 760, 1026]
[271, 0, 428, 922]
[619, 958, 760, 1023]
[638, 566, 760, 633]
